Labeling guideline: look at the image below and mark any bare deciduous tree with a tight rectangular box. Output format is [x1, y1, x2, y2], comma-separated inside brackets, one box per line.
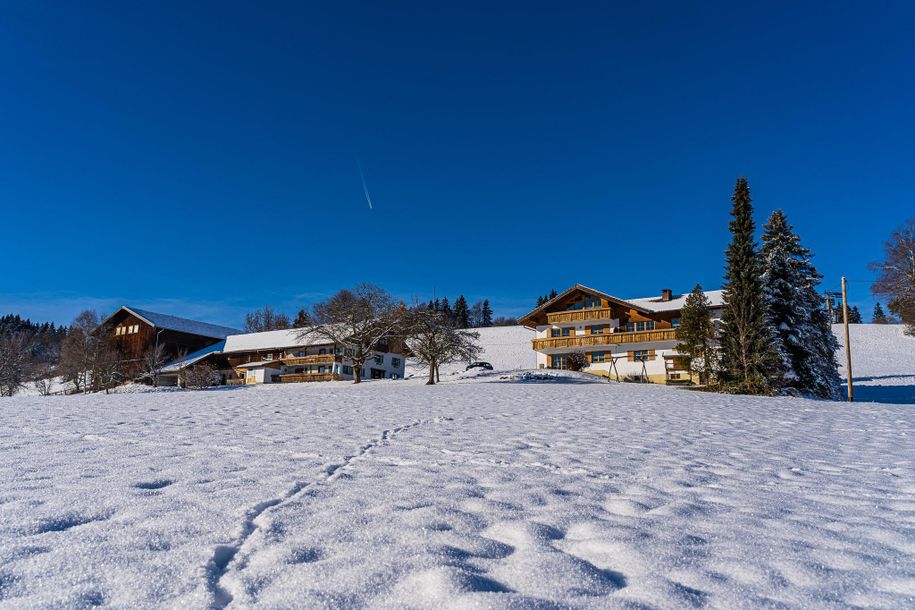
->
[403, 305, 481, 385]
[565, 351, 589, 372]
[139, 342, 170, 387]
[58, 310, 100, 394]
[0, 332, 34, 397]
[871, 219, 915, 335]
[181, 362, 221, 389]
[244, 305, 291, 333]
[299, 284, 403, 384]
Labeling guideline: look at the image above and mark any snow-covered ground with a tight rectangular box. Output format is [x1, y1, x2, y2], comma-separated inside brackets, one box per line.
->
[0, 325, 913, 608]
[404, 325, 535, 380]
[834, 323, 915, 404]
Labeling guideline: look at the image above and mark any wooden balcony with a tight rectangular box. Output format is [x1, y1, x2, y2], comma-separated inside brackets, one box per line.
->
[282, 354, 342, 366]
[546, 307, 616, 324]
[226, 379, 246, 386]
[532, 329, 678, 350]
[276, 373, 341, 383]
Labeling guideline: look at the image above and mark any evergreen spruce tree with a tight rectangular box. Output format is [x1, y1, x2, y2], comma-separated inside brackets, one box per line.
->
[453, 296, 470, 329]
[719, 177, 780, 394]
[440, 297, 453, 321]
[872, 302, 888, 324]
[760, 209, 841, 398]
[548, 289, 558, 300]
[481, 299, 493, 327]
[676, 284, 718, 384]
[536, 295, 545, 307]
[848, 306, 863, 324]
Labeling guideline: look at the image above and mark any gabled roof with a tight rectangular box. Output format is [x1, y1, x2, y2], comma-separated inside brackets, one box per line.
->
[517, 284, 654, 328]
[101, 306, 241, 340]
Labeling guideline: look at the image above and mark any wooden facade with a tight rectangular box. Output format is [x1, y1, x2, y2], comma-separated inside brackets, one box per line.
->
[99, 307, 236, 378]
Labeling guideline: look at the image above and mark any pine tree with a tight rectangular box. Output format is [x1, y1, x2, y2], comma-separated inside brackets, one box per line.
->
[848, 306, 863, 324]
[719, 178, 780, 394]
[481, 299, 493, 327]
[440, 297, 452, 321]
[676, 284, 718, 384]
[872, 302, 888, 324]
[453, 296, 470, 329]
[536, 295, 545, 307]
[548, 289, 558, 300]
[293, 308, 313, 328]
[760, 209, 841, 398]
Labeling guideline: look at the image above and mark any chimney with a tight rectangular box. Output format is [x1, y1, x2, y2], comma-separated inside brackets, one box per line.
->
[661, 288, 673, 302]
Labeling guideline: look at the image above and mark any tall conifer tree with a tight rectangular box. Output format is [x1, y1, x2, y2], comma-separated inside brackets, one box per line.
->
[761, 210, 841, 398]
[676, 284, 718, 384]
[453, 296, 470, 329]
[719, 177, 779, 393]
[872, 302, 888, 324]
[481, 299, 493, 327]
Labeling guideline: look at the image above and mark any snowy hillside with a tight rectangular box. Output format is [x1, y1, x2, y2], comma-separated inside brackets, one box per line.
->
[405, 325, 535, 379]
[2, 371, 914, 608]
[834, 324, 915, 404]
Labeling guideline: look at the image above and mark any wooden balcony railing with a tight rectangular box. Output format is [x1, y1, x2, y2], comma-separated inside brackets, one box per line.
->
[276, 373, 341, 383]
[532, 329, 678, 350]
[282, 354, 342, 366]
[546, 307, 617, 324]
[226, 379, 246, 386]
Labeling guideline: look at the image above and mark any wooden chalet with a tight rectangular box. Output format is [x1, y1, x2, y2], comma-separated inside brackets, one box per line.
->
[518, 284, 723, 384]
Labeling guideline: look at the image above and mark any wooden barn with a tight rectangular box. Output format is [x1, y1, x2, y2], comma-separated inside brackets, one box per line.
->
[97, 306, 241, 375]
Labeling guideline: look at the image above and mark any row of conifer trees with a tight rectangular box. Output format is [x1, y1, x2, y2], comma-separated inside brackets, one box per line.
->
[677, 178, 843, 398]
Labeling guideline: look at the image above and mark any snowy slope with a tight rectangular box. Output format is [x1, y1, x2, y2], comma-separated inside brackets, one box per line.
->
[834, 323, 915, 404]
[405, 325, 535, 379]
[1, 375, 914, 608]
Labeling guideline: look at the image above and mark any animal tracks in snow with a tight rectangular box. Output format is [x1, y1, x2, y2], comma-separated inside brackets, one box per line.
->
[206, 416, 452, 608]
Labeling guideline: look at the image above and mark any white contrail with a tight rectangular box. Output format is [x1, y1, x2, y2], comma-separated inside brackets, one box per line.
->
[357, 160, 374, 210]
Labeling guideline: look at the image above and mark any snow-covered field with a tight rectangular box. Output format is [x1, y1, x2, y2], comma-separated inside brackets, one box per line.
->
[1, 326, 913, 608]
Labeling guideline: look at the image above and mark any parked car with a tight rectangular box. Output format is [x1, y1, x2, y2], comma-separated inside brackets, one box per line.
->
[466, 361, 493, 371]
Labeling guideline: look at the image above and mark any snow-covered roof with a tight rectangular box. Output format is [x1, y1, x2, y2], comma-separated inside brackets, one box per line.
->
[235, 360, 280, 369]
[160, 341, 225, 373]
[109, 307, 241, 339]
[626, 290, 725, 313]
[222, 328, 333, 353]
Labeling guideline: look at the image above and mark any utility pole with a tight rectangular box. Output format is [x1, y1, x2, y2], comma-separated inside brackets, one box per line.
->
[841, 277, 853, 402]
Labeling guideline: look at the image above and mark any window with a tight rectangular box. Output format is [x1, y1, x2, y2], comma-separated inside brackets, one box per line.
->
[635, 321, 645, 332]
[626, 323, 635, 332]
[266, 353, 273, 360]
[590, 325, 605, 335]
[561, 327, 573, 337]
[318, 366, 325, 374]
[550, 354, 568, 369]
[374, 354, 384, 365]
[115, 326, 124, 336]
[343, 365, 354, 375]
[392, 357, 401, 368]
[318, 348, 326, 355]
[672, 318, 681, 329]
[296, 351, 305, 357]
[630, 350, 654, 361]
[592, 351, 606, 363]
[344, 348, 354, 357]
[551, 328, 560, 337]
[334, 347, 342, 355]
[646, 321, 655, 331]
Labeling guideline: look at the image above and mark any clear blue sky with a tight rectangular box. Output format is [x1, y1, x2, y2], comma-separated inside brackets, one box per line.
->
[2, 1, 912, 327]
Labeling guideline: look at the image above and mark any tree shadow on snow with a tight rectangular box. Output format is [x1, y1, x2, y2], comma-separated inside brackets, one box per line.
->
[849, 375, 915, 405]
